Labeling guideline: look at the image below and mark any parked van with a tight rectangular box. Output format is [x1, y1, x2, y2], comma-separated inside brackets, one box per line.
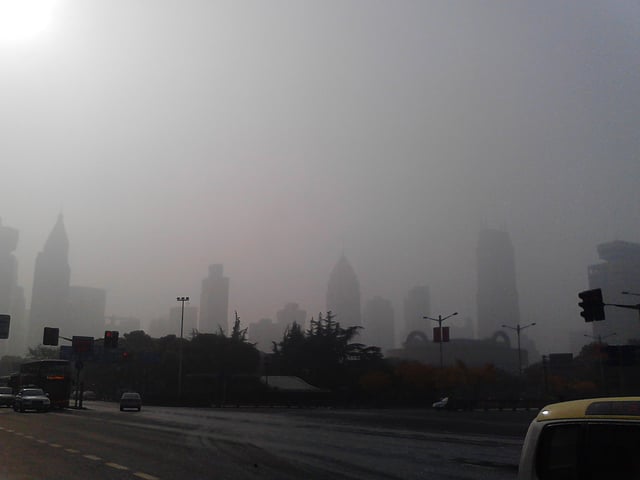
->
[518, 397, 640, 479]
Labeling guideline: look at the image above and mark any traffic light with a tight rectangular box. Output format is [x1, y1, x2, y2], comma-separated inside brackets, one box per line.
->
[0, 314, 10, 339]
[578, 288, 605, 322]
[104, 330, 119, 348]
[43, 327, 59, 346]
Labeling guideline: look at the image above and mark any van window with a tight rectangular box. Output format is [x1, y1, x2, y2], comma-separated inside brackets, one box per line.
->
[584, 424, 640, 477]
[536, 423, 582, 479]
[536, 423, 640, 479]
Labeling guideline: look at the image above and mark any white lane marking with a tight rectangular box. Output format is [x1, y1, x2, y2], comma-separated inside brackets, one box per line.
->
[65, 448, 79, 453]
[37, 439, 47, 443]
[49, 443, 62, 448]
[5, 429, 13, 432]
[105, 462, 129, 470]
[84, 454, 101, 461]
[134, 472, 160, 480]
[24, 435, 34, 439]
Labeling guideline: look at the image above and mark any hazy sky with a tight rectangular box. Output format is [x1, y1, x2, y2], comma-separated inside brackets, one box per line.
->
[1, 1, 639, 352]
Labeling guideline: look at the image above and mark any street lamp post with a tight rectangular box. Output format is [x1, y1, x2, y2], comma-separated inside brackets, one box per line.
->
[502, 322, 536, 378]
[176, 296, 189, 401]
[423, 312, 458, 369]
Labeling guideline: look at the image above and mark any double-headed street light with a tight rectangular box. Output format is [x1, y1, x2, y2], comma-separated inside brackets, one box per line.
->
[176, 296, 189, 401]
[502, 322, 536, 378]
[424, 312, 458, 369]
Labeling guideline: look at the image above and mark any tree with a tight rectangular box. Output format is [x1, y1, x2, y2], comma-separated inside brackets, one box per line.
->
[27, 346, 59, 360]
[273, 311, 382, 390]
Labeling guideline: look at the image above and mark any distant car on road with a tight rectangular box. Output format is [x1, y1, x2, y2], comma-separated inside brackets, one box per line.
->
[13, 388, 51, 412]
[432, 397, 449, 409]
[120, 392, 142, 411]
[0, 386, 14, 407]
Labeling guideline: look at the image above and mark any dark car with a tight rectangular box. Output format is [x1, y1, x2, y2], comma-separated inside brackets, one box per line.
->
[0, 387, 14, 407]
[120, 392, 142, 411]
[13, 388, 51, 412]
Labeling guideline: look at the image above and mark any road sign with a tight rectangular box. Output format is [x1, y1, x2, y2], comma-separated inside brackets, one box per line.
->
[72, 336, 94, 354]
[433, 326, 450, 343]
[0, 315, 9, 339]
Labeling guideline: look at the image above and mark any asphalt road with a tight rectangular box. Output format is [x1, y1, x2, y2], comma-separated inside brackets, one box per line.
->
[0, 403, 537, 480]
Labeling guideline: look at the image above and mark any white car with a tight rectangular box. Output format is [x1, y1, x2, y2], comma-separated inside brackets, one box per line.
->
[432, 397, 449, 409]
[13, 388, 51, 413]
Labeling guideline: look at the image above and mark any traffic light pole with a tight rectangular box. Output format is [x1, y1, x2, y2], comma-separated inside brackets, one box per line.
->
[424, 312, 458, 370]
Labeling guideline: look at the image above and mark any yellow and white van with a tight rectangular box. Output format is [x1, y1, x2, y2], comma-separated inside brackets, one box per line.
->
[518, 397, 640, 479]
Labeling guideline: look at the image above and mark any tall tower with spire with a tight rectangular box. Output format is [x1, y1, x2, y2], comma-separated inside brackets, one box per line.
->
[326, 255, 361, 327]
[29, 215, 71, 347]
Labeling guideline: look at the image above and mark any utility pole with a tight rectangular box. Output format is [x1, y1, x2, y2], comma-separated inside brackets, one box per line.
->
[176, 296, 189, 402]
[502, 322, 536, 378]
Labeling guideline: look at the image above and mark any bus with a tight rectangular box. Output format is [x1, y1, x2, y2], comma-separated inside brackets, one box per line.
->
[9, 360, 72, 409]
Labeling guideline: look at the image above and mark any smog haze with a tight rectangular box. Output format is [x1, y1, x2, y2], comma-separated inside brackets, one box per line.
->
[1, 1, 639, 353]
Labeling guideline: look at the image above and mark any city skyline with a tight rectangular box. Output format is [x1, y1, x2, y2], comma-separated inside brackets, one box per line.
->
[1, 1, 638, 356]
[2, 213, 637, 356]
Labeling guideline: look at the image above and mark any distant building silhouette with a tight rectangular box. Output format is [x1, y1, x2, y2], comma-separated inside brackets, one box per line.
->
[148, 316, 170, 338]
[276, 302, 307, 332]
[363, 295, 395, 352]
[0, 219, 26, 356]
[326, 255, 361, 327]
[403, 285, 430, 342]
[249, 303, 306, 352]
[68, 286, 106, 338]
[29, 215, 71, 347]
[589, 241, 640, 344]
[104, 316, 142, 336]
[476, 229, 520, 340]
[249, 318, 280, 352]
[199, 264, 230, 334]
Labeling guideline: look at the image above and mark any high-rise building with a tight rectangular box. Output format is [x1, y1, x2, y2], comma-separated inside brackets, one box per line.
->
[276, 302, 307, 332]
[326, 255, 361, 327]
[589, 241, 640, 343]
[29, 215, 71, 347]
[68, 286, 106, 338]
[104, 316, 142, 336]
[363, 295, 395, 352]
[403, 285, 430, 342]
[476, 228, 520, 340]
[199, 264, 230, 334]
[249, 318, 280, 352]
[0, 219, 26, 355]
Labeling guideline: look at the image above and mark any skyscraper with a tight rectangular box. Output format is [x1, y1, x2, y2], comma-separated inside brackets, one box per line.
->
[29, 215, 71, 347]
[199, 264, 230, 334]
[276, 302, 307, 332]
[403, 285, 430, 341]
[476, 228, 520, 340]
[0, 219, 26, 355]
[589, 241, 640, 343]
[326, 255, 361, 327]
[363, 295, 395, 352]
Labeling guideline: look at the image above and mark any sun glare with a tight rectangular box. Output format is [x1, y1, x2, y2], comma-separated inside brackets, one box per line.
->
[0, 0, 58, 43]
